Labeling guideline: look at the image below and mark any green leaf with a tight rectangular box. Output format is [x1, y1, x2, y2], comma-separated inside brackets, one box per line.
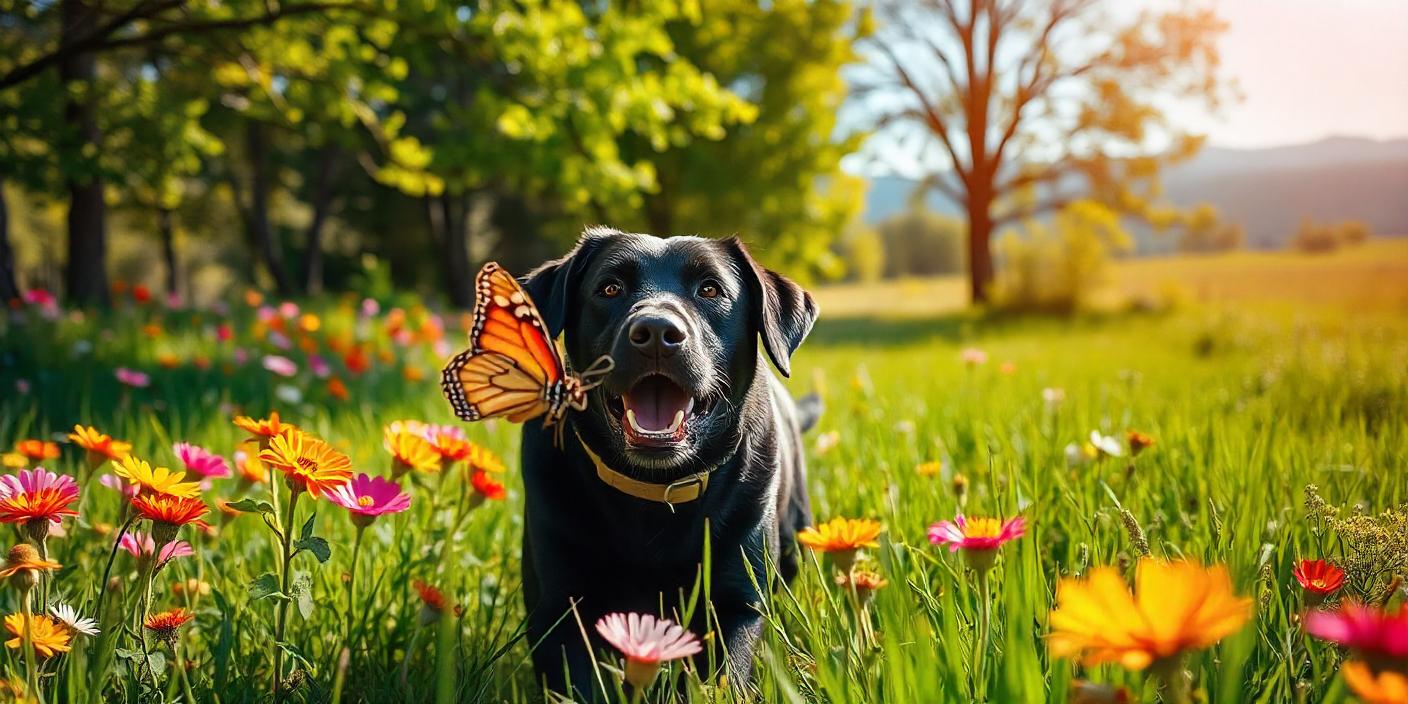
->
[291, 572, 314, 620]
[146, 651, 167, 676]
[294, 535, 331, 564]
[226, 498, 275, 516]
[248, 572, 287, 602]
[300, 512, 317, 541]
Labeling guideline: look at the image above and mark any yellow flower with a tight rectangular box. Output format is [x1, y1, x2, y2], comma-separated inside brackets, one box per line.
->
[915, 461, 942, 477]
[68, 425, 131, 464]
[383, 428, 440, 476]
[260, 429, 353, 499]
[1342, 661, 1408, 704]
[463, 442, 506, 475]
[1048, 559, 1252, 670]
[3, 614, 71, 658]
[1, 454, 26, 470]
[110, 456, 202, 499]
[798, 517, 882, 572]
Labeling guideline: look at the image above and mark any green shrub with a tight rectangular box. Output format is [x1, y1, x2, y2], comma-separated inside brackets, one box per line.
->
[876, 204, 965, 277]
[990, 199, 1131, 313]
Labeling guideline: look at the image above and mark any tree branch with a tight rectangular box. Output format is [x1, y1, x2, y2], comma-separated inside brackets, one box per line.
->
[870, 37, 971, 185]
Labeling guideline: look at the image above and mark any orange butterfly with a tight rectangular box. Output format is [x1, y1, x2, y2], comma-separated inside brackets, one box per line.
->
[440, 262, 613, 446]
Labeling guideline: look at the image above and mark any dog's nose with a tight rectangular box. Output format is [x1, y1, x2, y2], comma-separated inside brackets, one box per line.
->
[628, 313, 687, 356]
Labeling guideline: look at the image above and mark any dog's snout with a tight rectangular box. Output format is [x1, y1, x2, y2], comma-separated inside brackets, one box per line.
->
[627, 313, 687, 356]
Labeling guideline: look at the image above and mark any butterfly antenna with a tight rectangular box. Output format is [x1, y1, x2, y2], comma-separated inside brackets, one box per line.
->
[578, 355, 615, 390]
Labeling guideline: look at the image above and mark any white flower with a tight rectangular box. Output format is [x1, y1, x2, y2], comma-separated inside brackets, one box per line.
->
[274, 384, 303, 405]
[1089, 430, 1124, 458]
[49, 603, 99, 636]
[1042, 387, 1066, 408]
[1065, 442, 1094, 467]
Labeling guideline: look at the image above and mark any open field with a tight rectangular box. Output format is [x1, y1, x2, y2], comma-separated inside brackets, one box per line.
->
[0, 246, 1405, 702]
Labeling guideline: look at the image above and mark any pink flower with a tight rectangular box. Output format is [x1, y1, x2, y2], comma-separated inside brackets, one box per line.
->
[929, 514, 1026, 552]
[98, 473, 139, 498]
[360, 298, 380, 317]
[0, 467, 81, 524]
[421, 423, 466, 443]
[115, 367, 151, 388]
[267, 331, 292, 350]
[119, 530, 194, 564]
[1305, 602, 1408, 660]
[261, 355, 298, 377]
[327, 474, 412, 525]
[309, 355, 331, 379]
[278, 301, 300, 319]
[173, 442, 231, 479]
[256, 306, 277, 323]
[23, 289, 55, 306]
[216, 324, 233, 342]
[960, 347, 988, 366]
[595, 612, 702, 689]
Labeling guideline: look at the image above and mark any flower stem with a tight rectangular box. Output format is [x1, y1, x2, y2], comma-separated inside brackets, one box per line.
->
[972, 569, 992, 702]
[1152, 656, 1192, 704]
[93, 515, 137, 635]
[36, 536, 50, 613]
[21, 589, 41, 704]
[272, 484, 302, 701]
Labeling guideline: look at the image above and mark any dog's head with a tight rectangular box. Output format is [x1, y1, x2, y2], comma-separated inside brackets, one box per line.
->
[524, 227, 816, 476]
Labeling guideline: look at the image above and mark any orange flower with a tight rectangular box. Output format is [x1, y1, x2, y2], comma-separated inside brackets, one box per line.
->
[798, 518, 882, 573]
[259, 429, 353, 499]
[327, 377, 349, 401]
[463, 442, 507, 475]
[1048, 559, 1252, 670]
[427, 434, 472, 464]
[402, 365, 424, 382]
[413, 579, 461, 620]
[232, 411, 290, 444]
[131, 494, 209, 528]
[144, 608, 194, 646]
[3, 613, 71, 658]
[1342, 661, 1408, 704]
[68, 425, 131, 464]
[470, 470, 506, 503]
[0, 544, 61, 580]
[1126, 430, 1155, 457]
[13, 440, 59, 462]
[384, 428, 440, 476]
[235, 446, 269, 484]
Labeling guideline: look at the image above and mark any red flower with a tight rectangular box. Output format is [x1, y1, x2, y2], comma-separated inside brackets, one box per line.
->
[1293, 559, 1346, 596]
[470, 471, 506, 502]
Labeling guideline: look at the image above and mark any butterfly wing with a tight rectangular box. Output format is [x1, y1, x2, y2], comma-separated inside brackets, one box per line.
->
[441, 350, 551, 424]
[469, 263, 565, 387]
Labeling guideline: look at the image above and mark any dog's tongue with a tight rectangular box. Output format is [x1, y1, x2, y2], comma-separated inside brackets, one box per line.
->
[623, 376, 690, 432]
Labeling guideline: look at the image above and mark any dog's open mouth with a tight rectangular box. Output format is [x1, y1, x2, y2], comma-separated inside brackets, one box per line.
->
[606, 375, 712, 448]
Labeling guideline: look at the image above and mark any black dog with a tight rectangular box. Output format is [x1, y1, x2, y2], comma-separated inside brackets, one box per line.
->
[518, 227, 818, 699]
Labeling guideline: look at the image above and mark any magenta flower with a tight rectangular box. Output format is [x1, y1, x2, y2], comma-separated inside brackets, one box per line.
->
[328, 474, 412, 526]
[98, 473, 139, 498]
[115, 367, 151, 388]
[309, 355, 331, 379]
[0, 467, 81, 525]
[1305, 602, 1408, 659]
[278, 301, 300, 319]
[119, 530, 194, 564]
[595, 612, 702, 689]
[928, 514, 1026, 552]
[421, 423, 466, 443]
[173, 442, 231, 479]
[261, 355, 298, 377]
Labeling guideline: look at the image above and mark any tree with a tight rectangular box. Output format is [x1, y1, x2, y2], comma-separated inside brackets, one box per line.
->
[858, 0, 1227, 303]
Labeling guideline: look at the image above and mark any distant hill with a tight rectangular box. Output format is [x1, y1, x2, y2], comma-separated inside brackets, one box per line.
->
[862, 136, 1408, 251]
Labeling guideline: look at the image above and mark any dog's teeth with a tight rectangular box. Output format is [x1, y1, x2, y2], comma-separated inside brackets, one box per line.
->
[626, 409, 643, 433]
[667, 410, 685, 433]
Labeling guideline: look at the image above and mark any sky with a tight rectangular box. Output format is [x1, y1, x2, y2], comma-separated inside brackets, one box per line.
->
[845, 0, 1408, 176]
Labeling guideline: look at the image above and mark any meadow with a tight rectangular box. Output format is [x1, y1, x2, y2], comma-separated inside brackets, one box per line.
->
[0, 244, 1405, 703]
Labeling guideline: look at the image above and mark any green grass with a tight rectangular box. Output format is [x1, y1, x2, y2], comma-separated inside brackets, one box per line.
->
[0, 281, 1404, 702]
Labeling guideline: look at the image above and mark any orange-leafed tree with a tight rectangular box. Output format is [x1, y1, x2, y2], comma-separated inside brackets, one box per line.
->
[856, 0, 1228, 303]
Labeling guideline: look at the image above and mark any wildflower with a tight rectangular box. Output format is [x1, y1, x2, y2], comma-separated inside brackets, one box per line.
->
[426, 433, 473, 467]
[915, 461, 942, 478]
[3, 614, 71, 657]
[171, 578, 212, 599]
[1070, 681, 1132, 704]
[98, 473, 139, 498]
[327, 474, 412, 527]
[173, 442, 231, 479]
[951, 473, 969, 504]
[131, 494, 209, 546]
[132, 284, 151, 304]
[1341, 661, 1408, 704]
[836, 570, 888, 604]
[469, 471, 506, 505]
[929, 514, 1025, 574]
[274, 384, 302, 405]
[1118, 509, 1151, 557]
[234, 447, 269, 484]
[999, 361, 1017, 375]
[0, 544, 60, 593]
[0, 454, 24, 470]
[115, 367, 151, 388]
[13, 440, 59, 463]
[110, 455, 202, 498]
[261, 355, 298, 377]
[1042, 387, 1066, 408]
[1048, 559, 1251, 670]
[1293, 559, 1346, 606]
[0, 468, 81, 536]
[595, 612, 703, 690]
[118, 530, 194, 566]
[814, 431, 840, 455]
[327, 377, 350, 401]
[462, 442, 507, 475]
[1126, 430, 1155, 456]
[48, 603, 99, 637]
[232, 411, 290, 447]
[69, 425, 131, 466]
[383, 427, 440, 477]
[1065, 442, 1097, 467]
[413, 579, 461, 622]
[797, 518, 882, 573]
[1088, 431, 1124, 458]
[260, 429, 353, 499]
[143, 608, 194, 648]
[960, 347, 988, 366]
[309, 354, 331, 378]
[1305, 602, 1408, 661]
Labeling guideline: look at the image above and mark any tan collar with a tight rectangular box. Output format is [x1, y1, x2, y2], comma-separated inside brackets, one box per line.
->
[575, 432, 709, 510]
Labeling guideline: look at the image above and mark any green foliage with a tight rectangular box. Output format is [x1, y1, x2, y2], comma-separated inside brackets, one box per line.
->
[1292, 218, 1374, 254]
[1176, 203, 1244, 254]
[876, 204, 966, 278]
[991, 200, 1132, 313]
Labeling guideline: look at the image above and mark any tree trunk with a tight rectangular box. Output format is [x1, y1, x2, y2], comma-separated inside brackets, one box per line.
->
[242, 122, 293, 296]
[59, 0, 109, 306]
[0, 176, 19, 302]
[430, 192, 474, 309]
[966, 187, 995, 304]
[301, 146, 339, 295]
[157, 207, 179, 296]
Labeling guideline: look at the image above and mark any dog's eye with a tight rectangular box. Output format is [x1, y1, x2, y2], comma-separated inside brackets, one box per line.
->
[697, 281, 721, 299]
[598, 281, 622, 298]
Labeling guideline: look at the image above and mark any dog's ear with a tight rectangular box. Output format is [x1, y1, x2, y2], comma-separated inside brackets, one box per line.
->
[521, 227, 615, 337]
[724, 237, 818, 378]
